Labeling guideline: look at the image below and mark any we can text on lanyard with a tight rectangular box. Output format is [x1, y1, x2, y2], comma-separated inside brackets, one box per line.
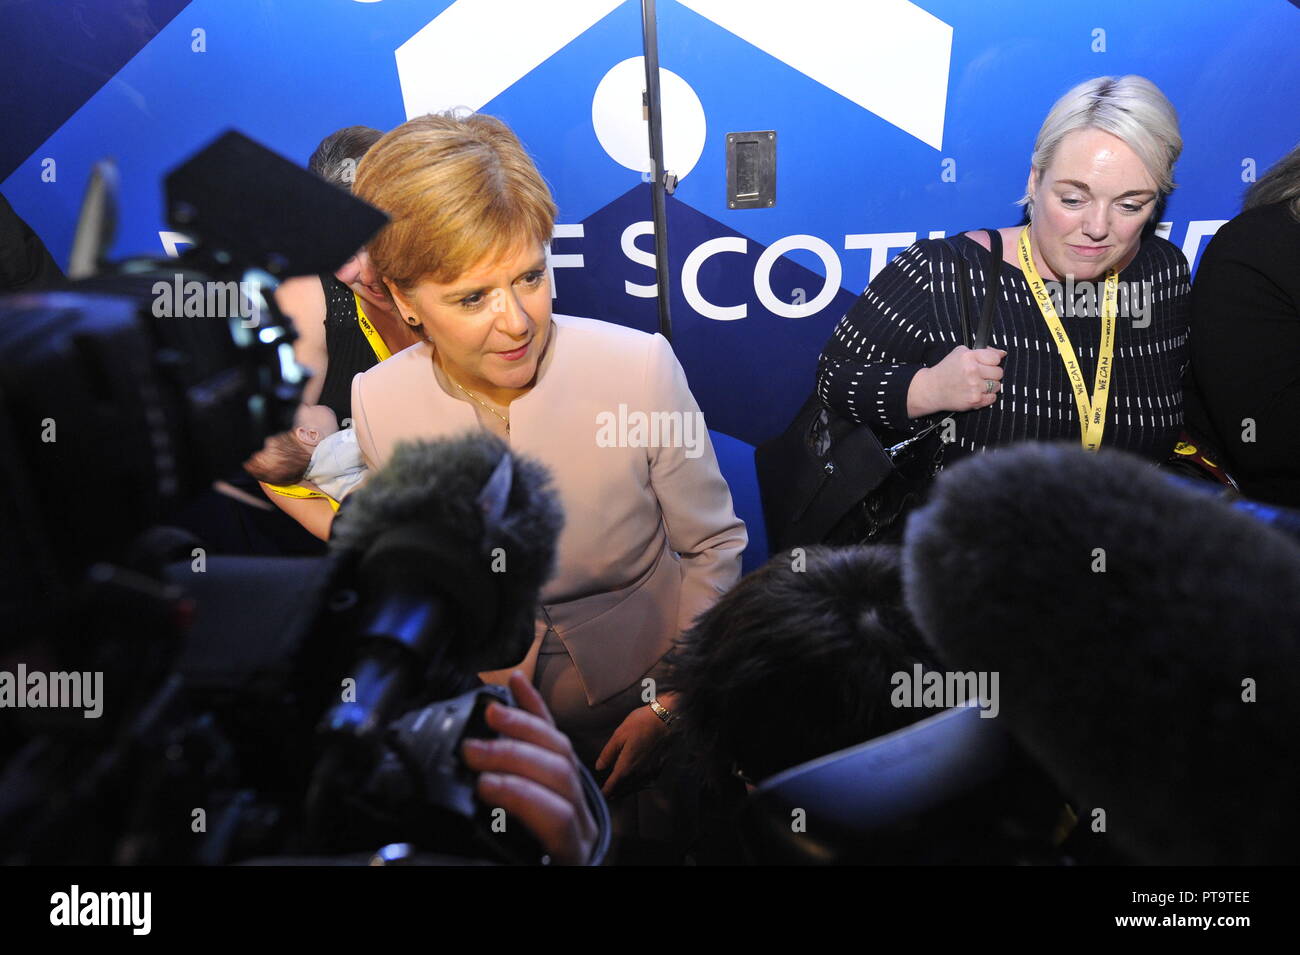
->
[1017, 227, 1119, 451]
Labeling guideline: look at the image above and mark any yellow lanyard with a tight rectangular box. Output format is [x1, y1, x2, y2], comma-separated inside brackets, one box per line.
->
[1017, 227, 1119, 451]
[259, 481, 340, 512]
[354, 293, 392, 362]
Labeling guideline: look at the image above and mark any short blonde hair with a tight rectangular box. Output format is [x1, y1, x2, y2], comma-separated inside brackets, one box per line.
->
[1020, 75, 1182, 216]
[354, 112, 557, 291]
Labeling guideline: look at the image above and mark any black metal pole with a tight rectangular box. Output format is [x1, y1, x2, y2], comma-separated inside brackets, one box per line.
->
[640, 0, 673, 343]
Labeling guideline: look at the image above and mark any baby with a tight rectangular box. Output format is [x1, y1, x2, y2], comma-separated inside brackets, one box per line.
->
[243, 404, 368, 503]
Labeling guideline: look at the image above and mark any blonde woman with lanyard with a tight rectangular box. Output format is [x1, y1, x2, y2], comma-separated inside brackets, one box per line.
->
[818, 75, 1189, 460]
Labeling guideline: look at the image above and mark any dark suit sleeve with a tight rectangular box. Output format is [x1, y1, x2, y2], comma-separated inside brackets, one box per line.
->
[0, 192, 64, 291]
[1188, 206, 1300, 505]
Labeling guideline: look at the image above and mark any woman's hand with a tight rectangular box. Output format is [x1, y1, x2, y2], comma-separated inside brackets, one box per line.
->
[460, 671, 600, 865]
[907, 345, 1008, 417]
[595, 698, 675, 800]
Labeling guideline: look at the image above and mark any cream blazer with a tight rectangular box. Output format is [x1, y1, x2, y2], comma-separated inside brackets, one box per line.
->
[349, 314, 747, 705]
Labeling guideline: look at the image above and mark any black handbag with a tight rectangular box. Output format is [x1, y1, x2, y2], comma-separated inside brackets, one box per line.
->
[757, 230, 1004, 553]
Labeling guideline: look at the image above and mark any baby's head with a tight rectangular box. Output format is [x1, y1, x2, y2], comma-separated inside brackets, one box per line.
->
[243, 404, 340, 485]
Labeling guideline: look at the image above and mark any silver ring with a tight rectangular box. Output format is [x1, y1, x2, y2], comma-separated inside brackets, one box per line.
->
[984, 379, 996, 394]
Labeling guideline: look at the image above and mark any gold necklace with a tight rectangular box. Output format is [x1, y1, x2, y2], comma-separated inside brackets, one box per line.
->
[449, 377, 510, 435]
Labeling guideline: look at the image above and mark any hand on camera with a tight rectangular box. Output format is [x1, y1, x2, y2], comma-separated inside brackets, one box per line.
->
[907, 345, 1007, 416]
[460, 671, 599, 865]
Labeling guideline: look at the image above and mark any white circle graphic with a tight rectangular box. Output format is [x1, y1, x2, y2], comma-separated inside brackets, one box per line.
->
[591, 57, 706, 182]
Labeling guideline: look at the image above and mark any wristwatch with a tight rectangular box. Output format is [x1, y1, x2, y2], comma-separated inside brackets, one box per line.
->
[648, 699, 676, 726]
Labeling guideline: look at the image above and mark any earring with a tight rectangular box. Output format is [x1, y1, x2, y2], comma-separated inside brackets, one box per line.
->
[406, 316, 420, 326]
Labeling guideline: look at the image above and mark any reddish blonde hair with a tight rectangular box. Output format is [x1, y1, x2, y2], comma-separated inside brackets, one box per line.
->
[354, 112, 557, 291]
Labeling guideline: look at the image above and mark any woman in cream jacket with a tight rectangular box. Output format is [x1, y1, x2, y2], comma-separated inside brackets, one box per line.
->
[349, 112, 746, 798]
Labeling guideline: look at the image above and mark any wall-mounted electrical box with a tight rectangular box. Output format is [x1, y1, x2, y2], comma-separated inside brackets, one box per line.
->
[726, 130, 776, 209]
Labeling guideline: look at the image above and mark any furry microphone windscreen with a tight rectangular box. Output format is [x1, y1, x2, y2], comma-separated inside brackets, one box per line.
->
[330, 433, 563, 658]
[333, 433, 561, 572]
[900, 442, 1300, 864]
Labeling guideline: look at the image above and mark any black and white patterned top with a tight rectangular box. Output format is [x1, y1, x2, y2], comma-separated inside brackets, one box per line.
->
[816, 233, 1191, 463]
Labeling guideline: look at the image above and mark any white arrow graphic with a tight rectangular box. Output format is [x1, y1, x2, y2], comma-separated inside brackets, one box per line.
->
[678, 0, 952, 149]
[395, 0, 625, 118]
[394, 0, 952, 149]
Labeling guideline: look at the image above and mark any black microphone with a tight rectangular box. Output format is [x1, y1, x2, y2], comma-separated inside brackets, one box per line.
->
[319, 432, 563, 750]
[900, 442, 1300, 865]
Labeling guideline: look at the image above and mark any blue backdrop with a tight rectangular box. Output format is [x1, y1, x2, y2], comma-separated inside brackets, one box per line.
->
[4, 0, 1298, 450]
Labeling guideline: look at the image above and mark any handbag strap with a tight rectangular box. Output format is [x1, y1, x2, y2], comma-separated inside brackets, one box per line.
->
[974, 228, 1003, 350]
[894, 230, 1007, 454]
[949, 240, 973, 347]
[943, 229, 1004, 349]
